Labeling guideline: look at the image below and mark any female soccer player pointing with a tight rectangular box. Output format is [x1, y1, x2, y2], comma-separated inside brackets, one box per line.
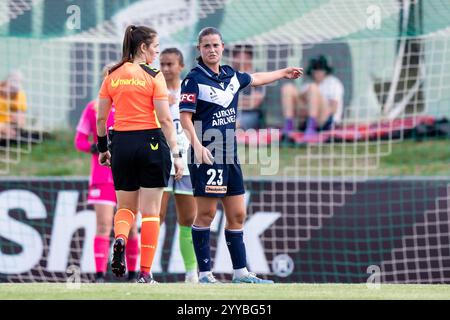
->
[96, 25, 183, 284]
[180, 27, 303, 283]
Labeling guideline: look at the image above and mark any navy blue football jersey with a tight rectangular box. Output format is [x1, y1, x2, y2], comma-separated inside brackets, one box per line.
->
[179, 61, 252, 164]
[179, 61, 252, 197]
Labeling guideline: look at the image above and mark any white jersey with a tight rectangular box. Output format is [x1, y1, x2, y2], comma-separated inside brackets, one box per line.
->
[169, 83, 190, 176]
[300, 75, 344, 123]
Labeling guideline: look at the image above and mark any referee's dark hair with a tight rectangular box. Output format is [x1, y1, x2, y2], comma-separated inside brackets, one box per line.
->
[109, 25, 158, 74]
[196, 27, 223, 63]
[161, 47, 185, 66]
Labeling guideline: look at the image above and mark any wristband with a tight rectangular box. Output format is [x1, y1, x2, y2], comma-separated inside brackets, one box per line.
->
[97, 135, 108, 153]
[172, 150, 183, 158]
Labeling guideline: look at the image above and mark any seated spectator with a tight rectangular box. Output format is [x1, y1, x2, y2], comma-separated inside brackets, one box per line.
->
[0, 71, 27, 140]
[281, 55, 344, 142]
[231, 45, 266, 130]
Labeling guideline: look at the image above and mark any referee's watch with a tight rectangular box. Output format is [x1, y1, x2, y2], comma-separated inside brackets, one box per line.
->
[172, 150, 183, 159]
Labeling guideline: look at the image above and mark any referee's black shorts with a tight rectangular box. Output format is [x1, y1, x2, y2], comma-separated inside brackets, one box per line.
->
[109, 129, 171, 191]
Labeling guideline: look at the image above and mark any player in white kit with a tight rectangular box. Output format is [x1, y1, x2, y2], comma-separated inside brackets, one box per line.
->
[159, 48, 198, 283]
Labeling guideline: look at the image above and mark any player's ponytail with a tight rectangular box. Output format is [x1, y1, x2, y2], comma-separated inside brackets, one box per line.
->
[196, 27, 223, 64]
[123, 25, 135, 60]
[109, 25, 158, 74]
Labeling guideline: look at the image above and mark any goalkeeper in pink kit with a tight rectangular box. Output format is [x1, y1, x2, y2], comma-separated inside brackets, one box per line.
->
[74, 67, 140, 282]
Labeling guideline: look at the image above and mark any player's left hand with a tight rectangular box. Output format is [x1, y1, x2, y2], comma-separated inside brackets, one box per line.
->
[98, 151, 111, 167]
[284, 67, 303, 79]
[173, 157, 184, 181]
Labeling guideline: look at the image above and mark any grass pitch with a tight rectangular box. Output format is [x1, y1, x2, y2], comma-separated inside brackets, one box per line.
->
[1, 283, 450, 300]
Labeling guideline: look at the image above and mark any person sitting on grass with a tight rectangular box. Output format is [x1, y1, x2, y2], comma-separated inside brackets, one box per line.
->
[281, 55, 344, 143]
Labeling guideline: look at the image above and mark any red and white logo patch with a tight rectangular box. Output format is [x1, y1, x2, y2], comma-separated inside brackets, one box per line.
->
[180, 93, 197, 103]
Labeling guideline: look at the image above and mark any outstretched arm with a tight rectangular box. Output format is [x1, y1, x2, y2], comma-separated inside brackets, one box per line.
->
[251, 67, 303, 87]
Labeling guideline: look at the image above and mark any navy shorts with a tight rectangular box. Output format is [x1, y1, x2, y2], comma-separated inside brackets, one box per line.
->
[188, 162, 245, 198]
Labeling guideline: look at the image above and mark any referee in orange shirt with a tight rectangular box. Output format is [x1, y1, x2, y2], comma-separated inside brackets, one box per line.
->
[96, 25, 183, 284]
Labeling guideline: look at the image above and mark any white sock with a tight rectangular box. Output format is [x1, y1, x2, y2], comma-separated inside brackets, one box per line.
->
[233, 267, 249, 279]
[199, 271, 212, 279]
[186, 270, 198, 277]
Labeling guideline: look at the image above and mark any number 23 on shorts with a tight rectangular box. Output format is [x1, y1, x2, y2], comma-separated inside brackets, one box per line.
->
[206, 168, 223, 186]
